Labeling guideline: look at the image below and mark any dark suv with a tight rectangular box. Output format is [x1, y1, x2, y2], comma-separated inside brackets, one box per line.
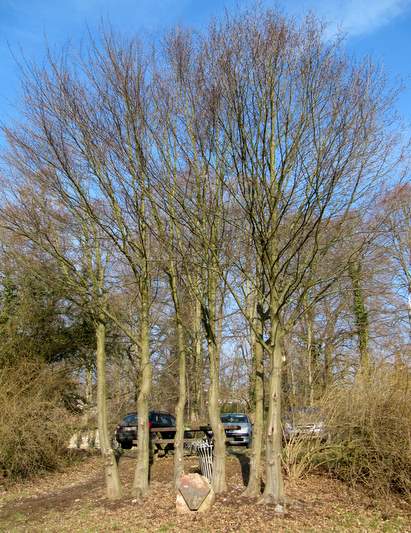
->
[115, 410, 176, 449]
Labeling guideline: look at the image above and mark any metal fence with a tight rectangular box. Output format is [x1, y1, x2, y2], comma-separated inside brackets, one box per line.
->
[190, 440, 214, 482]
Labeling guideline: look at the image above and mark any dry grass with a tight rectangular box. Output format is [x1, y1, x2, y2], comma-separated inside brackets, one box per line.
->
[318, 365, 410, 496]
[281, 365, 411, 499]
[282, 435, 332, 482]
[0, 360, 75, 480]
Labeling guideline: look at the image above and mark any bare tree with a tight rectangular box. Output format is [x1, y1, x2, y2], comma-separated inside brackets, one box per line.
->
[382, 184, 411, 337]
[1, 38, 157, 498]
[195, 11, 403, 506]
[0, 179, 122, 499]
[1, 8, 405, 507]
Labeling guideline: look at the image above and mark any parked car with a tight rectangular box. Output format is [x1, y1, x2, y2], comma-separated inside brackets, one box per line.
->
[115, 410, 176, 449]
[221, 413, 253, 447]
[283, 407, 326, 440]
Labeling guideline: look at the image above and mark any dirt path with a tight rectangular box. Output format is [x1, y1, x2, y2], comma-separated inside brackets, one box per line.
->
[0, 452, 409, 532]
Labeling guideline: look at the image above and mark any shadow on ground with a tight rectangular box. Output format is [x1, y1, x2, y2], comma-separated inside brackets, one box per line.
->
[229, 449, 266, 492]
[229, 449, 250, 485]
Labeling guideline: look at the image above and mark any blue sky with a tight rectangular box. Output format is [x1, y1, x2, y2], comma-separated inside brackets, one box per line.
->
[1, 0, 411, 133]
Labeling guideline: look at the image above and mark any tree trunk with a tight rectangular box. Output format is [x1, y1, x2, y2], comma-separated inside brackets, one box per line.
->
[167, 267, 187, 487]
[284, 342, 297, 410]
[243, 301, 264, 498]
[349, 260, 370, 374]
[83, 364, 93, 426]
[191, 297, 203, 424]
[208, 340, 227, 493]
[85, 365, 93, 406]
[173, 317, 186, 486]
[95, 320, 122, 500]
[205, 269, 226, 493]
[322, 311, 337, 391]
[306, 313, 314, 407]
[132, 287, 152, 499]
[261, 314, 285, 509]
[242, 284, 264, 497]
[323, 341, 333, 391]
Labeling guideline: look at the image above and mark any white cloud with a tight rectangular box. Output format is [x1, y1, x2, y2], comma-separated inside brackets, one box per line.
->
[314, 0, 411, 38]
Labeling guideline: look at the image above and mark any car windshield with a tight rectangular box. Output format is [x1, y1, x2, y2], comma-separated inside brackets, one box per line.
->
[221, 414, 248, 423]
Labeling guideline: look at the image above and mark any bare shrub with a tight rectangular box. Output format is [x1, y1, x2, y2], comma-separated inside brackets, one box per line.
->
[319, 365, 411, 496]
[0, 360, 75, 480]
[282, 433, 332, 482]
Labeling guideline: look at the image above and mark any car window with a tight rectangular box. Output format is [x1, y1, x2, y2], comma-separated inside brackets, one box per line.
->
[221, 414, 248, 423]
[123, 412, 175, 427]
[123, 414, 137, 425]
[158, 414, 173, 426]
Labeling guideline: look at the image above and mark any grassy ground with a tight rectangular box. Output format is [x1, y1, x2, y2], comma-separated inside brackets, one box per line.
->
[0, 450, 409, 532]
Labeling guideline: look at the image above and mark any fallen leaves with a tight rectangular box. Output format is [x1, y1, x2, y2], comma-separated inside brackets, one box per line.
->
[0, 451, 409, 532]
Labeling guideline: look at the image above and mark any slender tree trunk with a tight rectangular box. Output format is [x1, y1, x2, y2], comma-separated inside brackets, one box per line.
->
[186, 367, 192, 426]
[83, 364, 93, 426]
[129, 343, 140, 404]
[305, 310, 315, 407]
[322, 312, 336, 391]
[95, 319, 122, 500]
[282, 340, 297, 410]
[349, 260, 370, 374]
[191, 294, 203, 424]
[132, 285, 152, 499]
[243, 300, 264, 497]
[167, 268, 186, 487]
[85, 365, 93, 406]
[215, 292, 225, 366]
[323, 341, 333, 391]
[173, 316, 186, 485]
[407, 284, 411, 337]
[261, 313, 285, 508]
[206, 269, 226, 493]
[208, 339, 226, 493]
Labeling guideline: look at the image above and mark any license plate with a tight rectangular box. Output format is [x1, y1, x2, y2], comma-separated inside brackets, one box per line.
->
[125, 426, 136, 431]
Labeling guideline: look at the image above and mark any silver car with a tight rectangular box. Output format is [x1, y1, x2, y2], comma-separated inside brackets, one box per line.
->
[221, 413, 253, 447]
[283, 407, 326, 440]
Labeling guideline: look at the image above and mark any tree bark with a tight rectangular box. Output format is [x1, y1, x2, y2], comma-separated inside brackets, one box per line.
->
[205, 267, 226, 493]
[95, 319, 122, 500]
[208, 339, 227, 493]
[261, 314, 285, 508]
[191, 297, 203, 424]
[173, 316, 186, 486]
[243, 300, 264, 498]
[167, 267, 187, 487]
